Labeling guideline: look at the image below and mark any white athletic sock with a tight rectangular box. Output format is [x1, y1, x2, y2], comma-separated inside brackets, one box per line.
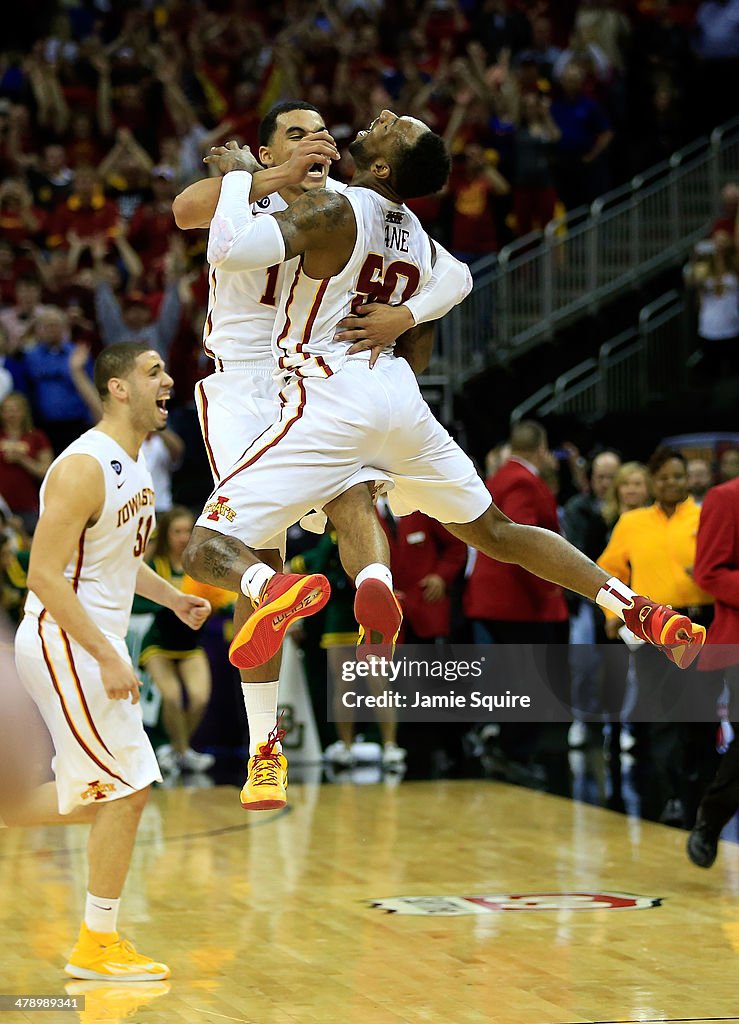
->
[355, 562, 394, 592]
[242, 681, 281, 755]
[596, 577, 638, 621]
[241, 563, 276, 603]
[85, 892, 120, 934]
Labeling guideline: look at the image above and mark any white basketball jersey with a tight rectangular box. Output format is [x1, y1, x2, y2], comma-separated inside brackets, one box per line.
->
[203, 179, 347, 368]
[271, 187, 433, 378]
[24, 429, 156, 639]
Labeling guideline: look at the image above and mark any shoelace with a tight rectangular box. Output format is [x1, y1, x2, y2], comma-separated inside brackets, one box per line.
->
[251, 713, 287, 788]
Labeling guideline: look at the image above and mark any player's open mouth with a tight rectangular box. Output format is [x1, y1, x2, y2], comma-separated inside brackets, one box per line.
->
[156, 397, 169, 415]
[306, 162, 325, 178]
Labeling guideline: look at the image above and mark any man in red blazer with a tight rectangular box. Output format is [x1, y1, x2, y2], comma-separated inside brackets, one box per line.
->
[689, 475, 739, 867]
[464, 420, 569, 643]
[377, 502, 467, 642]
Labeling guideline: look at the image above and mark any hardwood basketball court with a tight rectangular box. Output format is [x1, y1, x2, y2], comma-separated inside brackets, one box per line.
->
[1, 779, 738, 1024]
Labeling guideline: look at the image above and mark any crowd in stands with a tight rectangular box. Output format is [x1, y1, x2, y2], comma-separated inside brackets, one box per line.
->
[1, 0, 738, 803]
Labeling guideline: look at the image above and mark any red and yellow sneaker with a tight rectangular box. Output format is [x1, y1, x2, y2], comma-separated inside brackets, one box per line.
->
[65, 923, 170, 981]
[354, 578, 403, 661]
[240, 717, 288, 810]
[229, 572, 330, 670]
[623, 596, 706, 669]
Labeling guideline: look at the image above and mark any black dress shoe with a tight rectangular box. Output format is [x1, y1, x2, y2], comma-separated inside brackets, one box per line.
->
[687, 819, 719, 868]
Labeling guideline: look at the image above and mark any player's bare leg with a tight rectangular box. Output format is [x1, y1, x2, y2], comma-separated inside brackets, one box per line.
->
[325, 484, 402, 656]
[183, 530, 331, 671]
[65, 786, 169, 981]
[445, 503, 705, 668]
[234, 548, 290, 811]
[87, 788, 149, 898]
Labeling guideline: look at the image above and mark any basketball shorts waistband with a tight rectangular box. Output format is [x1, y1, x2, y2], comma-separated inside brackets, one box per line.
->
[214, 359, 275, 376]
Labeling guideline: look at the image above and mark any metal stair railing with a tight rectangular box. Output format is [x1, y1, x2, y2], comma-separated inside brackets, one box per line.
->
[443, 115, 739, 399]
[510, 291, 687, 424]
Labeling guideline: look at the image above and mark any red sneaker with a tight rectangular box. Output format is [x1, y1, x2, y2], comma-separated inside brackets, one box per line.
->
[622, 596, 706, 669]
[354, 579, 403, 661]
[229, 572, 330, 670]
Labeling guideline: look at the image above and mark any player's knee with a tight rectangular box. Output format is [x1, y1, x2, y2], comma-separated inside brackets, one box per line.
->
[190, 694, 209, 717]
[481, 506, 511, 556]
[118, 786, 150, 815]
[182, 527, 208, 578]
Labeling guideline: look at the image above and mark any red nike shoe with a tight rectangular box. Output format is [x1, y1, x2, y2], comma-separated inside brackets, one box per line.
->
[354, 578, 403, 661]
[622, 596, 706, 669]
[229, 572, 330, 670]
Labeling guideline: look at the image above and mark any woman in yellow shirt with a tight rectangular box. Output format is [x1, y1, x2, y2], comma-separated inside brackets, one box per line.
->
[598, 447, 717, 827]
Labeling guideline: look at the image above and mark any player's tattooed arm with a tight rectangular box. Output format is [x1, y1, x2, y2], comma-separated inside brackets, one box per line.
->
[273, 189, 356, 266]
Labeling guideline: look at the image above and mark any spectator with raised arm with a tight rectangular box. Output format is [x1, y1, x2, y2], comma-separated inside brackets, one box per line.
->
[685, 229, 739, 379]
[93, 241, 181, 357]
[551, 60, 614, 210]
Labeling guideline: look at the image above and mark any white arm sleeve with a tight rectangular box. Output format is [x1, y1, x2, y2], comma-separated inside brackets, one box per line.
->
[403, 241, 473, 326]
[207, 171, 287, 272]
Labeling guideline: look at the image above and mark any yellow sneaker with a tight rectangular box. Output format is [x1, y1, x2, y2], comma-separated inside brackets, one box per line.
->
[64, 980, 170, 1020]
[64, 923, 170, 981]
[240, 717, 288, 810]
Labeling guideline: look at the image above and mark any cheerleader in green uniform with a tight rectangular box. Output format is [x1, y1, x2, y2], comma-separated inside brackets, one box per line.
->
[139, 507, 214, 775]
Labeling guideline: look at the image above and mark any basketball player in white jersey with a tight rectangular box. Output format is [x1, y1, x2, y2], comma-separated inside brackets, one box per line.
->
[173, 101, 472, 811]
[13, 342, 211, 981]
[183, 108, 706, 674]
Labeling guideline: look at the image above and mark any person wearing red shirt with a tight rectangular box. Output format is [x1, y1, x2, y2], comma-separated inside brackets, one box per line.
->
[689, 476, 739, 867]
[464, 419, 569, 642]
[448, 143, 510, 262]
[46, 167, 119, 251]
[376, 503, 467, 642]
[0, 391, 53, 533]
[126, 166, 177, 273]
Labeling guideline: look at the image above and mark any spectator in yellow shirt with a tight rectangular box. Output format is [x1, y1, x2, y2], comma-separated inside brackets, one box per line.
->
[598, 447, 716, 828]
[599, 448, 713, 628]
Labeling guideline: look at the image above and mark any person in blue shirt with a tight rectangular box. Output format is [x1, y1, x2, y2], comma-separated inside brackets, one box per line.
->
[550, 61, 614, 212]
[23, 306, 100, 454]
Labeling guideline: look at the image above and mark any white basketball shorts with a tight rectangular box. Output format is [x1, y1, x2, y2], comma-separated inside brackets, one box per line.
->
[194, 356, 492, 550]
[194, 365, 286, 557]
[15, 613, 161, 815]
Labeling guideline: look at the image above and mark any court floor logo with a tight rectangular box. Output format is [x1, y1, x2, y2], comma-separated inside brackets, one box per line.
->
[368, 892, 662, 915]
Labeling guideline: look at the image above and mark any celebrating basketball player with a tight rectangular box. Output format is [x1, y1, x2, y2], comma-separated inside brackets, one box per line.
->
[13, 343, 211, 981]
[173, 101, 471, 812]
[182, 108, 706, 677]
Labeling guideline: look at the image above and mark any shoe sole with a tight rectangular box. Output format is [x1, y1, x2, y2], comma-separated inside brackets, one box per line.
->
[354, 580, 402, 660]
[658, 614, 706, 669]
[686, 834, 717, 868]
[239, 796, 287, 810]
[229, 574, 330, 670]
[64, 964, 170, 981]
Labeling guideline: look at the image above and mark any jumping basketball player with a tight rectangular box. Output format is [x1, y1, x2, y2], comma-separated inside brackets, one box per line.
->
[182, 108, 706, 674]
[173, 101, 472, 812]
[13, 342, 211, 981]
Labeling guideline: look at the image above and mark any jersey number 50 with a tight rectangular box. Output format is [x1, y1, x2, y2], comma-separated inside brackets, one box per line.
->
[350, 254, 420, 314]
